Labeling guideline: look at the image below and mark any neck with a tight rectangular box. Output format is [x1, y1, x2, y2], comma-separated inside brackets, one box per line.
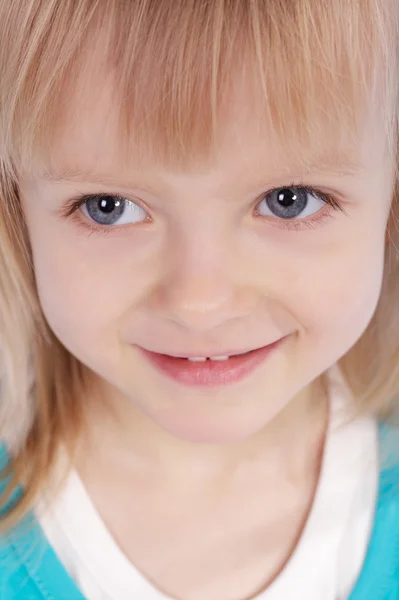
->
[74, 377, 328, 486]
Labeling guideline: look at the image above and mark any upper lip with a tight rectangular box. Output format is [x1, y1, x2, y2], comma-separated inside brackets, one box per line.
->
[138, 338, 285, 358]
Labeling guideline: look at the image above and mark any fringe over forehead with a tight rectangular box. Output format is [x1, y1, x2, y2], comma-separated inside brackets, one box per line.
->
[0, 0, 398, 173]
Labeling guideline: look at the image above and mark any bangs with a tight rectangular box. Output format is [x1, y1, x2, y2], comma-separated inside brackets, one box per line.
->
[0, 0, 398, 173]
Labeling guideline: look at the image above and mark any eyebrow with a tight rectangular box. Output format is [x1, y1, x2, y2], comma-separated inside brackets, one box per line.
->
[38, 155, 363, 188]
[40, 167, 134, 187]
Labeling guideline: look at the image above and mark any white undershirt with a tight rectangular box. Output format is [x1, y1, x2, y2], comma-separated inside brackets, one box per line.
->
[37, 374, 378, 600]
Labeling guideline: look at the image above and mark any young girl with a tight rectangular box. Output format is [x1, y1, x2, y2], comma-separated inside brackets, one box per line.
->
[1, 0, 399, 598]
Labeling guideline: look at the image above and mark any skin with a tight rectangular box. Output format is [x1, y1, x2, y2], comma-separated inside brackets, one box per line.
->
[19, 65, 394, 598]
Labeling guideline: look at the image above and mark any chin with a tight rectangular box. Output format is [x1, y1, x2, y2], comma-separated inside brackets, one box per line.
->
[152, 411, 264, 445]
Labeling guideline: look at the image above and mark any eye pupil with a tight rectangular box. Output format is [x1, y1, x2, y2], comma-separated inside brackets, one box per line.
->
[277, 189, 297, 207]
[99, 197, 120, 213]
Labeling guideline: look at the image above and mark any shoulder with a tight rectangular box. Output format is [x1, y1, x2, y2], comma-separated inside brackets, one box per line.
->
[0, 443, 86, 600]
[0, 443, 32, 598]
[349, 423, 399, 599]
[0, 443, 47, 598]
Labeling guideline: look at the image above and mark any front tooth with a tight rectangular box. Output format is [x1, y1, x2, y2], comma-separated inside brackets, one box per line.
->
[209, 355, 230, 361]
[187, 357, 207, 362]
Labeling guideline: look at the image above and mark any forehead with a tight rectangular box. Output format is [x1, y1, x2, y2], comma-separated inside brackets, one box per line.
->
[32, 62, 389, 190]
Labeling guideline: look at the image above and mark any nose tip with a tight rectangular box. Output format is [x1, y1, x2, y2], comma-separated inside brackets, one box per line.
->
[167, 298, 237, 331]
[156, 270, 256, 331]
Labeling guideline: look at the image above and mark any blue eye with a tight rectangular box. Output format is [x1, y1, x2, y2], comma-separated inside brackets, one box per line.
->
[257, 187, 326, 220]
[81, 194, 148, 226]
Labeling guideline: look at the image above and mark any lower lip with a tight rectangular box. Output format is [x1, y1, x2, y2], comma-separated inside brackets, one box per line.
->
[138, 340, 284, 387]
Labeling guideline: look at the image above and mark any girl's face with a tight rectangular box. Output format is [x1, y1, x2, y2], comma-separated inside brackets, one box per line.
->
[19, 73, 394, 444]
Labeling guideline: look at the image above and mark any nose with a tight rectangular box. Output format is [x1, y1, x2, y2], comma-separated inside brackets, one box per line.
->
[153, 242, 257, 331]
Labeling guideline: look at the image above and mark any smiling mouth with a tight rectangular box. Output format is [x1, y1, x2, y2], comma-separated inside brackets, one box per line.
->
[171, 347, 260, 361]
[138, 339, 285, 387]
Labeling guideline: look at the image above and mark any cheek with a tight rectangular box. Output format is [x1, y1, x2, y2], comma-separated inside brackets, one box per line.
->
[293, 232, 386, 357]
[26, 222, 146, 361]
[35, 251, 117, 357]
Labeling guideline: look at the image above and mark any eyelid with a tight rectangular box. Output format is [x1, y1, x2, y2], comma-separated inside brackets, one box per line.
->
[267, 203, 335, 231]
[58, 184, 345, 236]
[258, 184, 342, 210]
[254, 184, 344, 231]
[59, 192, 151, 219]
[56, 192, 152, 236]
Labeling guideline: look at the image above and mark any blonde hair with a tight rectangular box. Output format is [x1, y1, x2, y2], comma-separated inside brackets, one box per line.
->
[0, 0, 399, 531]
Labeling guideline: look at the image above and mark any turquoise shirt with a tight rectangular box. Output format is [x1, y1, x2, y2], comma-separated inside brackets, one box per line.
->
[1, 428, 399, 599]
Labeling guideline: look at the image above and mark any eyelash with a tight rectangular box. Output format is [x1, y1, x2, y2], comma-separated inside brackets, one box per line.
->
[59, 192, 151, 236]
[256, 185, 343, 232]
[59, 186, 343, 235]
